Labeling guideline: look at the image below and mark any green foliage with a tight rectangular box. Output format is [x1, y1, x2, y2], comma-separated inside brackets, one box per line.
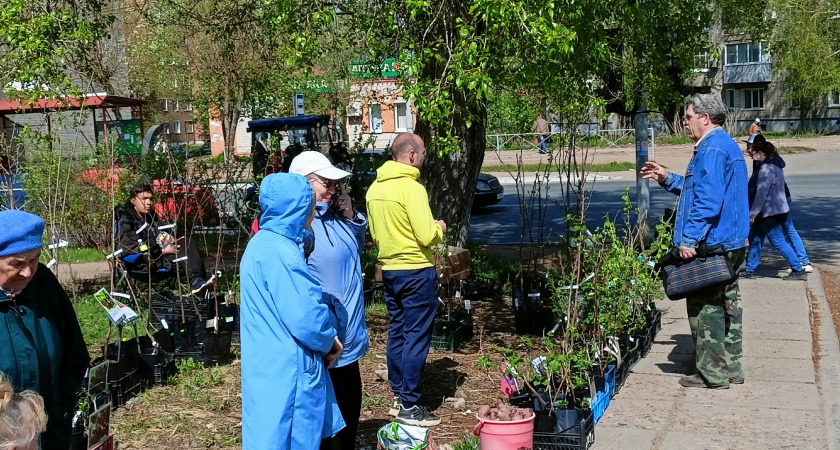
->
[130, 0, 341, 157]
[41, 247, 105, 265]
[769, 0, 840, 124]
[0, 0, 114, 98]
[481, 162, 635, 174]
[483, 191, 670, 401]
[465, 245, 518, 283]
[73, 295, 113, 352]
[18, 128, 135, 253]
[451, 437, 480, 450]
[141, 148, 188, 182]
[487, 90, 541, 135]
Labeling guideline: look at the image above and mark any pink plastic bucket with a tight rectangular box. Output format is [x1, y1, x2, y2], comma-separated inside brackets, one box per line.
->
[473, 411, 535, 450]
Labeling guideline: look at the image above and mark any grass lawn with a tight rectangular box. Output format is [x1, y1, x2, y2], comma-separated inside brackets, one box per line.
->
[482, 161, 635, 173]
[41, 247, 106, 265]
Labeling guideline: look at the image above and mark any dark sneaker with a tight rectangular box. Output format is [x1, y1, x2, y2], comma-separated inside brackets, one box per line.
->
[395, 405, 441, 426]
[190, 276, 215, 296]
[387, 397, 399, 417]
[786, 270, 807, 281]
[679, 374, 728, 389]
[739, 271, 757, 279]
[729, 376, 745, 384]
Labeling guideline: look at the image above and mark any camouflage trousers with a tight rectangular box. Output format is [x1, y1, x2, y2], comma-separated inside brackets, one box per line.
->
[686, 247, 746, 387]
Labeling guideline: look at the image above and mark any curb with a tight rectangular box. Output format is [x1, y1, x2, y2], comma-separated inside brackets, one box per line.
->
[806, 268, 840, 450]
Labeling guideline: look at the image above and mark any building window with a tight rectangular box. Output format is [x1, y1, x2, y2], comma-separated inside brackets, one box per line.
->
[159, 98, 168, 112]
[725, 88, 764, 110]
[173, 99, 180, 111]
[743, 89, 764, 110]
[173, 121, 181, 134]
[725, 42, 768, 65]
[369, 103, 382, 134]
[394, 101, 412, 132]
[186, 120, 194, 134]
[726, 89, 736, 111]
[829, 91, 840, 107]
[184, 101, 193, 111]
[163, 123, 170, 134]
[694, 51, 709, 69]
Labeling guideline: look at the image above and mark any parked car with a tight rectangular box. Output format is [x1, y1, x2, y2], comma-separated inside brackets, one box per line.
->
[473, 173, 504, 209]
[350, 150, 504, 210]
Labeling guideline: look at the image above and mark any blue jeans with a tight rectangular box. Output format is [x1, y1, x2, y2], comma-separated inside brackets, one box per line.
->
[746, 215, 803, 273]
[382, 267, 438, 407]
[746, 199, 810, 272]
[539, 135, 548, 153]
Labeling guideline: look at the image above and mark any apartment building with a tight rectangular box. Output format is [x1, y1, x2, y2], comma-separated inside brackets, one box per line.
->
[156, 97, 207, 145]
[345, 59, 417, 150]
[699, 21, 840, 133]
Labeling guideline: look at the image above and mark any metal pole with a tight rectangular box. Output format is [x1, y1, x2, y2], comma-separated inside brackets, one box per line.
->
[635, 91, 651, 244]
[648, 127, 655, 161]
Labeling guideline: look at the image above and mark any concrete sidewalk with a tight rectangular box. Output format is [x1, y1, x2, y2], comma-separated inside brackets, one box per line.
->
[592, 269, 839, 449]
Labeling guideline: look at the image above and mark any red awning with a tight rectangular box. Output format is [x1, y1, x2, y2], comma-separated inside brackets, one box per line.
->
[0, 94, 145, 114]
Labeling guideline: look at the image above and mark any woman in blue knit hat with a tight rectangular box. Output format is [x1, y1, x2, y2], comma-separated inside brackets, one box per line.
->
[0, 210, 90, 449]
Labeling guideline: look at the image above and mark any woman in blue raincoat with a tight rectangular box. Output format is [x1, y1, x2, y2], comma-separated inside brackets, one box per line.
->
[240, 173, 345, 449]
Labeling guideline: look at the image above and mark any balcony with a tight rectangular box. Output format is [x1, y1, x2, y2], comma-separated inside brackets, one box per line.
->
[723, 62, 772, 84]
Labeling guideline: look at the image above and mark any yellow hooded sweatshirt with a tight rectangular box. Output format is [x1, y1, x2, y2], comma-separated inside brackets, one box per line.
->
[366, 160, 443, 270]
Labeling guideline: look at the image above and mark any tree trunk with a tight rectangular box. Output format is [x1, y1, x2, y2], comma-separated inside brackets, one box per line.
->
[221, 85, 244, 161]
[417, 106, 487, 247]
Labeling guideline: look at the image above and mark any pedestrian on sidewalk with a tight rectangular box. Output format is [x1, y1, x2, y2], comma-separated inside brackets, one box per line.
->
[749, 117, 761, 135]
[743, 134, 812, 276]
[289, 152, 370, 450]
[532, 113, 550, 154]
[240, 173, 345, 449]
[742, 140, 808, 280]
[641, 93, 749, 389]
[366, 133, 446, 426]
[0, 210, 90, 448]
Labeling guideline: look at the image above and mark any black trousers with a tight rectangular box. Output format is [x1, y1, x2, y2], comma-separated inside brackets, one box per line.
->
[320, 361, 362, 450]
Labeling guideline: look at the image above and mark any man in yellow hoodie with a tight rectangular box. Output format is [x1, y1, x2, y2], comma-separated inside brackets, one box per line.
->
[366, 133, 447, 427]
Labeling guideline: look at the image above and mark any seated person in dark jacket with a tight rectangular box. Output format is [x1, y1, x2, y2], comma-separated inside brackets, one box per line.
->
[0, 210, 90, 449]
[116, 183, 214, 295]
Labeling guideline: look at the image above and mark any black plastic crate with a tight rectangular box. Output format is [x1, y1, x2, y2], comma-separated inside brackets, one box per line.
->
[431, 321, 463, 351]
[471, 275, 496, 298]
[153, 359, 177, 386]
[109, 368, 141, 410]
[172, 328, 233, 366]
[533, 409, 595, 450]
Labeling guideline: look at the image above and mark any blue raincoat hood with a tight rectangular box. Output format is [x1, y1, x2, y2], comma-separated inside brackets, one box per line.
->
[258, 173, 313, 243]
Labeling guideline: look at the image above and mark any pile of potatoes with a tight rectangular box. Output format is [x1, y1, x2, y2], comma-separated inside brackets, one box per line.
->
[476, 402, 533, 422]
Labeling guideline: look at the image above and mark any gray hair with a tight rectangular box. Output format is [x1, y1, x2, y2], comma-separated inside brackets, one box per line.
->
[685, 93, 728, 126]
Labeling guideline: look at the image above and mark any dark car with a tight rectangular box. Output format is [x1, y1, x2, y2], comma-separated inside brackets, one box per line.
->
[473, 173, 504, 209]
[351, 151, 503, 209]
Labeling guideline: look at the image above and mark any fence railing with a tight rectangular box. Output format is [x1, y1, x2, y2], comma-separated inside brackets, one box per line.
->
[487, 128, 656, 160]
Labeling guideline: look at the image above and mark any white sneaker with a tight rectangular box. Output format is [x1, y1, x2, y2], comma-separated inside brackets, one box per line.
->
[789, 265, 814, 274]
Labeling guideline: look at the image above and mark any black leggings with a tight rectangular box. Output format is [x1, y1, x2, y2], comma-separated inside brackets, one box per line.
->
[320, 361, 362, 450]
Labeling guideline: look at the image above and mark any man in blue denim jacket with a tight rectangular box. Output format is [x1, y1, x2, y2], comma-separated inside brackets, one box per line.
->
[642, 93, 750, 389]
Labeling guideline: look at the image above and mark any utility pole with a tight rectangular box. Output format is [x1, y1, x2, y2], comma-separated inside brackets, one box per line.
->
[635, 91, 652, 245]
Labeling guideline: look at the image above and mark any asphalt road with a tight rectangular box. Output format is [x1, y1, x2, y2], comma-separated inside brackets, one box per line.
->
[469, 150, 840, 265]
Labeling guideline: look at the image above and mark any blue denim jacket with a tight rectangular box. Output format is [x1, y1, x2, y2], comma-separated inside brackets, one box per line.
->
[660, 127, 750, 250]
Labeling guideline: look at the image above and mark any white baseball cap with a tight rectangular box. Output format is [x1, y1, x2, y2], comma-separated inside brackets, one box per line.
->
[755, 118, 760, 123]
[289, 151, 351, 180]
